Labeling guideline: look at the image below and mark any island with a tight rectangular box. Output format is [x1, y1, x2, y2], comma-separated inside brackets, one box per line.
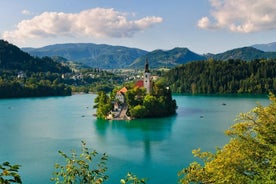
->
[93, 61, 177, 120]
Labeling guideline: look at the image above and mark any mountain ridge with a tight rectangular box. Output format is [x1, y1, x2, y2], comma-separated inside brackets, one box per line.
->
[130, 47, 205, 69]
[207, 47, 276, 61]
[22, 42, 276, 69]
[22, 43, 147, 69]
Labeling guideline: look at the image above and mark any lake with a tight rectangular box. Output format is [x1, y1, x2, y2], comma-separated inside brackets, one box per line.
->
[0, 94, 269, 183]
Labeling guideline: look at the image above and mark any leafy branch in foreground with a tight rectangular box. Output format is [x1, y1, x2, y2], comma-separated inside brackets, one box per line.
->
[178, 93, 276, 183]
[51, 140, 108, 184]
[120, 172, 147, 184]
[0, 162, 22, 184]
[51, 141, 147, 184]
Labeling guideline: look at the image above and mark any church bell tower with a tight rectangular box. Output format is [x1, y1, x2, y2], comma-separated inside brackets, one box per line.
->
[143, 59, 151, 94]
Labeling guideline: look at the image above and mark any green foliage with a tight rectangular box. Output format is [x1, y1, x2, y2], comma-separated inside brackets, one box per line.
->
[129, 105, 147, 118]
[125, 87, 146, 109]
[130, 47, 204, 69]
[210, 47, 276, 61]
[51, 141, 147, 184]
[51, 141, 108, 184]
[0, 40, 72, 98]
[165, 59, 276, 94]
[0, 72, 71, 98]
[178, 93, 276, 183]
[120, 172, 147, 184]
[94, 91, 112, 119]
[0, 40, 70, 73]
[24, 43, 147, 69]
[126, 83, 177, 118]
[0, 162, 22, 184]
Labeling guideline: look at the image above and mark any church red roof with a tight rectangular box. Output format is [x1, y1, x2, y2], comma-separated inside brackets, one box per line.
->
[135, 80, 144, 88]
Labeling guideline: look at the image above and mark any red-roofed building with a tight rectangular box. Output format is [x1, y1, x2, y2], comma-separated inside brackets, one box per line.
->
[115, 87, 128, 104]
[119, 87, 128, 94]
[135, 80, 144, 88]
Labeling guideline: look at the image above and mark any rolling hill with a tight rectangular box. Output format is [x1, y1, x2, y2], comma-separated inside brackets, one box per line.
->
[23, 43, 148, 69]
[208, 47, 276, 61]
[22, 42, 276, 69]
[130, 47, 205, 69]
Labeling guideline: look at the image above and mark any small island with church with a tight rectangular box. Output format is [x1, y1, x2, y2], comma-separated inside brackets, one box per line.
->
[93, 60, 177, 120]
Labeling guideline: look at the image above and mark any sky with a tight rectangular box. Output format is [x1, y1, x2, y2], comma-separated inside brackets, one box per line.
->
[1, 0, 276, 54]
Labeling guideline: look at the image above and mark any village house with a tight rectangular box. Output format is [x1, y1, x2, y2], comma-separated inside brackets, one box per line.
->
[115, 87, 128, 104]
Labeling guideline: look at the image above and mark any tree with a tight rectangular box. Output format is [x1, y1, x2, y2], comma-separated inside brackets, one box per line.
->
[52, 141, 147, 184]
[51, 141, 108, 184]
[129, 105, 147, 118]
[178, 93, 276, 183]
[0, 162, 22, 184]
[94, 91, 112, 119]
[143, 95, 159, 117]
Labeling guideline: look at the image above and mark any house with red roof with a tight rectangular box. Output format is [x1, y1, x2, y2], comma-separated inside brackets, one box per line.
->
[115, 87, 128, 104]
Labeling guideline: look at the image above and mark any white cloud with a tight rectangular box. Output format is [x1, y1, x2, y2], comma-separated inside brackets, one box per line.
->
[21, 10, 32, 15]
[198, 0, 276, 33]
[3, 8, 163, 43]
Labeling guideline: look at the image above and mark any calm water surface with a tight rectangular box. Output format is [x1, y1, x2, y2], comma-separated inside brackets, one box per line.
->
[0, 94, 269, 183]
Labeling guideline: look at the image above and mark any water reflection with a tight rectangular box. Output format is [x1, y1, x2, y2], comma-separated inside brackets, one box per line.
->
[94, 116, 176, 162]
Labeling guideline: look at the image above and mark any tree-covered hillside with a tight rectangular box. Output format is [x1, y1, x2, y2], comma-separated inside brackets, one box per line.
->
[23, 43, 276, 70]
[208, 47, 276, 61]
[0, 40, 70, 73]
[23, 43, 148, 69]
[130, 47, 205, 69]
[0, 40, 72, 98]
[164, 59, 276, 94]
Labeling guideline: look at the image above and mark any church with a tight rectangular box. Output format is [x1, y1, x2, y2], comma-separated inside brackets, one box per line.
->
[135, 59, 152, 94]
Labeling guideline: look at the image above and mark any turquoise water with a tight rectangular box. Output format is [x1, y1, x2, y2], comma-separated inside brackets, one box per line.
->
[0, 94, 269, 183]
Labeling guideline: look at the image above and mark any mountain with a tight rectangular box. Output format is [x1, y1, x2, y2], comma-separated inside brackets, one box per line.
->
[23, 43, 148, 69]
[209, 47, 276, 61]
[252, 42, 276, 52]
[22, 42, 276, 70]
[0, 40, 70, 73]
[130, 47, 205, 69]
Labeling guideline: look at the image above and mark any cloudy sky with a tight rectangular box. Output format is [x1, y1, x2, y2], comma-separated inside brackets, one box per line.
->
[1, 0, 276, 54]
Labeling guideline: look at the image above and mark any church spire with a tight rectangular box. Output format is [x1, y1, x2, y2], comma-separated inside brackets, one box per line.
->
[145, 58, 150, 73]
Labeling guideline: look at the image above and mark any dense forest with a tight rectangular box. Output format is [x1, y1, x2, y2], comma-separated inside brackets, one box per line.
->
[0, 40, 73, 98]
[0, 71, 71, 98]
[0, 40, 70, 73]
[164, 59, 276, 94]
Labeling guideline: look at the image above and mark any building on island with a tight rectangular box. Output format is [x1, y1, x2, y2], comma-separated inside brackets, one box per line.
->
[135, 59, 152, 94]
[115, 87, 128, 104]
[111, 60, 153, 119]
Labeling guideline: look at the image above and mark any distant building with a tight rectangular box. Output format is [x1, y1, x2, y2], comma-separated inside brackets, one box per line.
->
[17, 71, 26, 79]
